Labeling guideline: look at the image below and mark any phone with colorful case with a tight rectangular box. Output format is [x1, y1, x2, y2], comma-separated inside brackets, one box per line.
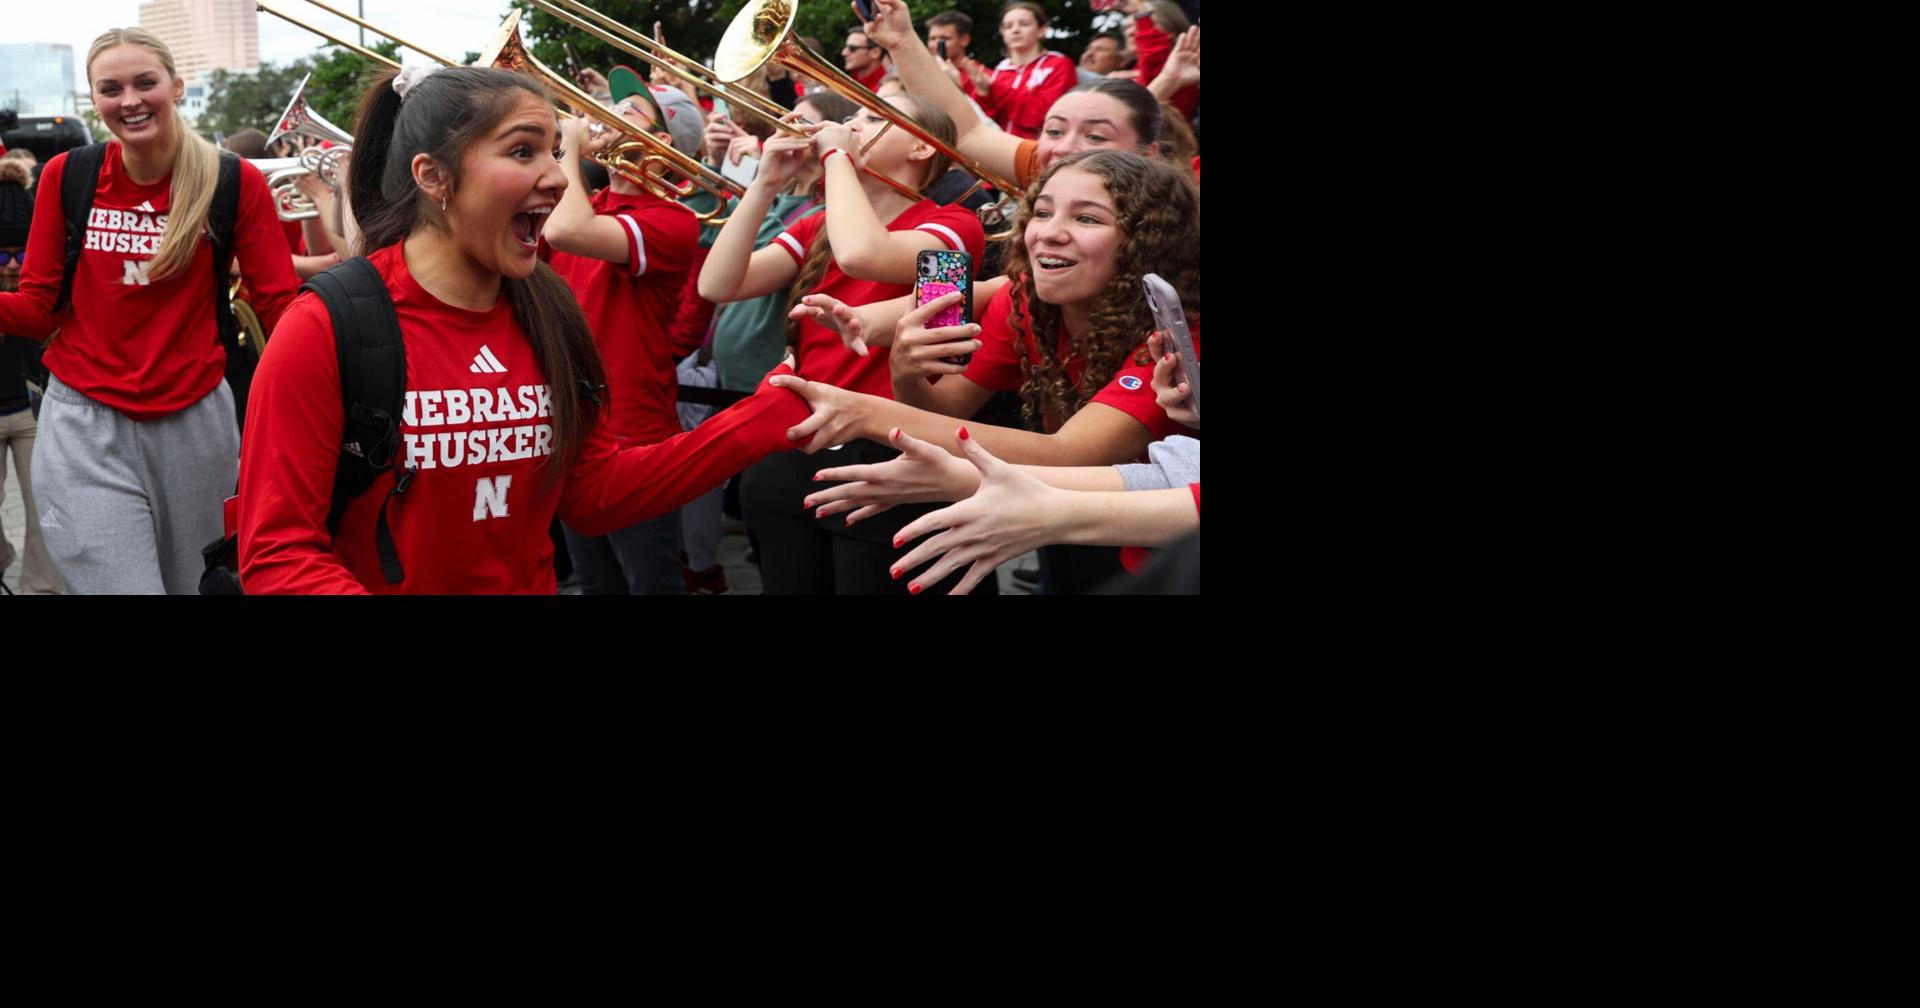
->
[915, 249, 973, 366]
[1141, 273, 1199, 420]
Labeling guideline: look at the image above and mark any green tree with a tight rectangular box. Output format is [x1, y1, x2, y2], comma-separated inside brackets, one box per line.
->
[79, 106, 108, 143]
[513, 1, 746, 82]
[301, 38, 405, 133]
[200, 59, 315, 139]
[509, 1, 1097, 86]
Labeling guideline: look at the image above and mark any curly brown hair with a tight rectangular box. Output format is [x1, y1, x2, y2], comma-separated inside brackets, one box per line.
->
[1001, 150, 1200, 430]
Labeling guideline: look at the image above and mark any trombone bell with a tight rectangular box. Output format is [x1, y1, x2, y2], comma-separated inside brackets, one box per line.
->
[268, 73, 356, 149]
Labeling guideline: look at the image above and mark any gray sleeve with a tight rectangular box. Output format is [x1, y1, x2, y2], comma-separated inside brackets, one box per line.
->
[1116, 436, 1200, 491]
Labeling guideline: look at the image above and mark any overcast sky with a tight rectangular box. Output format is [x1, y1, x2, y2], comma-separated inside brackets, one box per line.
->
[17, 0, 525, 84]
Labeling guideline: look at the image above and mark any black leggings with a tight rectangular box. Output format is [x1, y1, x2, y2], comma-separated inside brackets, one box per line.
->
[740, 439, 1001, 595]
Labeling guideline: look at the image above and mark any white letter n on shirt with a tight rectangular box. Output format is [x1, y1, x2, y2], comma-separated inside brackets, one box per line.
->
[473, 475, 511, 521]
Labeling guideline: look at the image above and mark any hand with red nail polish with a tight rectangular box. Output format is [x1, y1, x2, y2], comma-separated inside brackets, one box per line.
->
[793, 426, 980, 530]
[886, 432, 1075, 595]
[1149, 336, 1200, 431]
[890, 289, 980, 390]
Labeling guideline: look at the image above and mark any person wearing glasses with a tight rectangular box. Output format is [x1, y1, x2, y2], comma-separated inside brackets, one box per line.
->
[842, 31, 890, 93]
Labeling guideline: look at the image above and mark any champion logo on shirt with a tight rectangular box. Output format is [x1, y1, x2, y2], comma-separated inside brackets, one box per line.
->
[470, 345, 509, 374]
[1118, 375, 1144, 390]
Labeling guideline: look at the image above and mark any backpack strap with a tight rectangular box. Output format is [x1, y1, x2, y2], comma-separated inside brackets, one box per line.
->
[300, 256, 411, 584]
[55, 143, 108, 315]
[206, 151, 250, 431]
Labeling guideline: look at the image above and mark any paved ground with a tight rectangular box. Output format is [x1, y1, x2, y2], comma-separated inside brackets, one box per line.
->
[5, 464, 1032, 595]
[561, 513, 1032, 595]
[2, 454, 31, 595]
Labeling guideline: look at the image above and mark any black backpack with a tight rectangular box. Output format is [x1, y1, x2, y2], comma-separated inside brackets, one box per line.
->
[198, 256, 412, 594]
[58, 143, 253, 430]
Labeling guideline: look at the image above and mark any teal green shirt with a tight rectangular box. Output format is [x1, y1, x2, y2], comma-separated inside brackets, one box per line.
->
[710, 192, 823, 392]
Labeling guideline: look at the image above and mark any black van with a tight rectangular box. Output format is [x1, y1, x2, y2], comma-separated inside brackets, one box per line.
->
[1, 108, 94, 164]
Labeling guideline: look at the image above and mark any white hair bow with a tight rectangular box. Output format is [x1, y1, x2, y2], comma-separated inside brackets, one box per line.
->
[392, 65, 441, 102]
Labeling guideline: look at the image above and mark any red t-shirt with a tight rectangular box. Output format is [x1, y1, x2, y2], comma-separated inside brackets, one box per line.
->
[544, 187, 700, 446]
[669, 244, 716, 359]
[772, 198, 984, 398]
[0, 144, 299, 419]
[237, 242, 812, 594]
[962, 283, 1197, 440]
[970, 51, 1078, 140]
[280, 219, 305, 257]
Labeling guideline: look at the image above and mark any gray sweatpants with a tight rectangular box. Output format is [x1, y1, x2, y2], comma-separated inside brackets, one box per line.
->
[32, 374, 239, 595]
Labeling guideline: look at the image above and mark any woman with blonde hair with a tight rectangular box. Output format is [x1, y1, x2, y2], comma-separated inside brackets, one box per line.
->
[0, 28, 300, 593]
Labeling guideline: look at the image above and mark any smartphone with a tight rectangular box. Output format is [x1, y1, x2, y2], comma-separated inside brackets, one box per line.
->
[916, 249, 974, 366]
[1141, 273, 1199, 420]
[937, 39, 949, 61]
[853, 0, 876, 21]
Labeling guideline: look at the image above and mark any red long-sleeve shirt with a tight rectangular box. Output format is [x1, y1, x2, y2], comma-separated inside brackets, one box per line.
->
[0, 143, 298, 419]
[1133, 13, 1199, 122]
[966, 51, 1079, 140]
[237, 242, 810, 594]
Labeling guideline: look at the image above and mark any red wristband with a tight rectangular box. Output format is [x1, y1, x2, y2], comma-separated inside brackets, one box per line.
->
[819, 146, 849, 166]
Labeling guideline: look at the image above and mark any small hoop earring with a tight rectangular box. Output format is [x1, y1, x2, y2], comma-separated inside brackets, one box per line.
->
[440, 194, 449, 211]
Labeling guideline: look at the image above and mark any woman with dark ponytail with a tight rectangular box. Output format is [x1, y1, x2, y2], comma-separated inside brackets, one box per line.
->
[696, 91, 987, 595]
[236, 66, 826, 594]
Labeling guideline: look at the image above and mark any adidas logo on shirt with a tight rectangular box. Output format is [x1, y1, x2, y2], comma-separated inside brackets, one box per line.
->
[135, 200, 156, 212]
[470, 345, 508, 374]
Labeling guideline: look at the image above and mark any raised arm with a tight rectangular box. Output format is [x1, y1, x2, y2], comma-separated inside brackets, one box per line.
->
[697, 131, 810, 302]
[862, 0, 1026, 187]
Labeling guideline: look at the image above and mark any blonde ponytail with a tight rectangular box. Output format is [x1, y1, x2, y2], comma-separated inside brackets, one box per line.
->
[86, 27, 217, 283]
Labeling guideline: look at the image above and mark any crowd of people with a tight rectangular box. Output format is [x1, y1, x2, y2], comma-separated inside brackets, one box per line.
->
[0, 0, 1200, 596]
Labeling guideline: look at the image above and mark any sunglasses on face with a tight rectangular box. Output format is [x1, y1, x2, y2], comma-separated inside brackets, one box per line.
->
[0, 251, 24, 267]
[843, 44, 878, 51]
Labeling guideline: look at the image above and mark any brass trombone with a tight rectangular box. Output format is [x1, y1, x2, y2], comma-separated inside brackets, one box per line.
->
[255, 2, 743, 222]
[526, 0, 923, 203]
[711, 0, 1025, 232]
[477, 11, 744, 221]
